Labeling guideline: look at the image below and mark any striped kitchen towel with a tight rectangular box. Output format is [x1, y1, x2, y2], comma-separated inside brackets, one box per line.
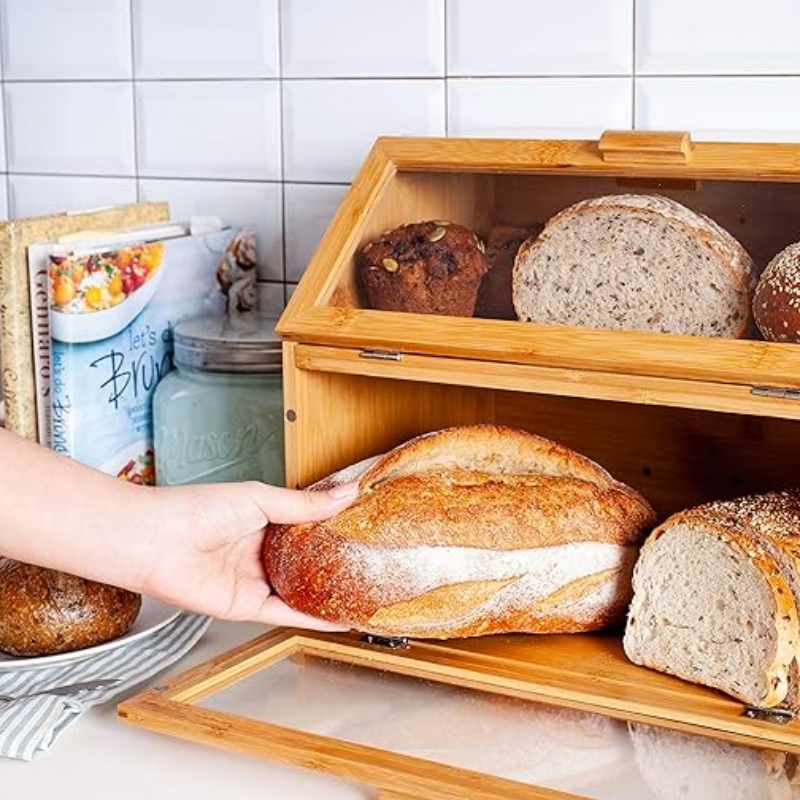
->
[0, 611, 210, 761]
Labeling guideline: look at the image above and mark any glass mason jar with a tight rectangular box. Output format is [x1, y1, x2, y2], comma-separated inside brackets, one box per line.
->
[153, 316, 285, 487]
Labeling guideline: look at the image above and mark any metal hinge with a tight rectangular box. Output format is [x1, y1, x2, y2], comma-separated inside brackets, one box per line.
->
[751, 386, 800, 401]
[360, 633, 411, 650]
[359, 349, 404, 362]
[743, 705, 797, 724]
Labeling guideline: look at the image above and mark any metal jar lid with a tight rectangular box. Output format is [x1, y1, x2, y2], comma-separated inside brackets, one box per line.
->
[172, 315, 282, 373]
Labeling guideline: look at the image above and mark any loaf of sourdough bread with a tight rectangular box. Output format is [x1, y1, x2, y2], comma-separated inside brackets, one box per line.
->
[512, 194, 754, 337]
[263, 425, 656, 639]
[623, 490, 800, 709]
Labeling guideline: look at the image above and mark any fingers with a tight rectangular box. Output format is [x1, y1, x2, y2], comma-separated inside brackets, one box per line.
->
[254, 481, 359, 525]
[251, 595, 350, 632]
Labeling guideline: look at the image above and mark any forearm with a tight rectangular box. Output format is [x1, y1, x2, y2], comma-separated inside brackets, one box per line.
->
[0, 427, 162, 591]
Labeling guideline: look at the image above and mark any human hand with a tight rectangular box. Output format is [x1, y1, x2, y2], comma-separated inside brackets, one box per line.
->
[138, 480, 359, 631]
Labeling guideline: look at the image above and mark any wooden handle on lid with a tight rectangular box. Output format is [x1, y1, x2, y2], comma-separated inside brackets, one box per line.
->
[598, 130, 694, 166]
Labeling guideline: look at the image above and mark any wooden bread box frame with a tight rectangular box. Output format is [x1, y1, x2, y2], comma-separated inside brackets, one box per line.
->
[120, 131, 800, 799]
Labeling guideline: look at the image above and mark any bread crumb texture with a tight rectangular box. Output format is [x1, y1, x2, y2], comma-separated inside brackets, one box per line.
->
[512, 194, 754, 337]
[624, 489, 800, 708]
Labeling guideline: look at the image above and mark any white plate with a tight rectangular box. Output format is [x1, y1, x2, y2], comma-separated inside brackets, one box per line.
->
[0, 597, 182, 671]
[50, 267, 163, 344]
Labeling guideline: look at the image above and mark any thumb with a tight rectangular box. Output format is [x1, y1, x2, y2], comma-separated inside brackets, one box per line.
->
[254, 481, 359, 525]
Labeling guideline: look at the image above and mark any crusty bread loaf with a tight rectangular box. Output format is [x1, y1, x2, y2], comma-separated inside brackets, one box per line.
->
[623, 490, 800, 709]
[753, 242, 800, 343]
[263, 424, 656, 639]
[512, 194, 754, 337]
[0, 559, 142, 657]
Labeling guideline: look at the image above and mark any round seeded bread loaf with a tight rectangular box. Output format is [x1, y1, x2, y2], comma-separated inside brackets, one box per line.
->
[512, 194, 754, 337]
[0, 559, 142, 657]
[753, 241, 800, 342]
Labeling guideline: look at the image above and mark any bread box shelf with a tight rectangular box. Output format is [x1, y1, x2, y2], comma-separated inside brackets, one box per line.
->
[122, 131, 800, 799]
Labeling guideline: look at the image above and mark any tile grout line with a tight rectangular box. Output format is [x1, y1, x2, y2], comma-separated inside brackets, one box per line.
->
[277, 0, 288, 301]
[129, 0, 141, 201]
[631, 0, 638, 129]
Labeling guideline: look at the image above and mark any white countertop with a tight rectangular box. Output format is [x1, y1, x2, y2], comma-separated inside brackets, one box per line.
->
[0, 621, 372, 800]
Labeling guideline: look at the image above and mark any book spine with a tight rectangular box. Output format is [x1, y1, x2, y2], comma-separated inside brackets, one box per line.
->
[0, 225, 39, 441]
[28, 256, 52, 445]
[49, 341, 74, 458]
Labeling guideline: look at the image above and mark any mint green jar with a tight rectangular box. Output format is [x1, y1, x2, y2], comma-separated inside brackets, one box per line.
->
[153, 316, 285, 487]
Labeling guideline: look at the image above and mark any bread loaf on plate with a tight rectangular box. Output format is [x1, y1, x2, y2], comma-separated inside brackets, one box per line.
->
[512, 194, 754, 337]
[0, 559, 142, 656]
[263, 424, 656, 639]
[623, 490, 800, 709]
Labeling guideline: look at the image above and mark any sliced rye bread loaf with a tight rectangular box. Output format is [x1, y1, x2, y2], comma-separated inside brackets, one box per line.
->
[623, 491, 800, 709]
[263, 424, 656, 639]
[512, 194, 755, 337]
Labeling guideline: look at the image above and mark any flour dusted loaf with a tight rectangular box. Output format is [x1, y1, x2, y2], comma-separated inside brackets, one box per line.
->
[358, 220, 489, 316]
[263, 424, 656, 639]
[623, 490, 800, 709]
[512, 194, 754, 337]
[0, 559, 142, 656]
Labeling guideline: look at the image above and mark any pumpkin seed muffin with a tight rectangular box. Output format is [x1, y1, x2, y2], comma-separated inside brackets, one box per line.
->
[358, 220, 490, 316]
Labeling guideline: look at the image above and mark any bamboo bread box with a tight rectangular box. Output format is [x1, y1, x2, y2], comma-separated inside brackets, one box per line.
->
[120, 131, 800, 799]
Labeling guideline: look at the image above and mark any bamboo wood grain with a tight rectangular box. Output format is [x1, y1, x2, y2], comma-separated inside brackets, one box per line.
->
[119, 628, 800, 800]
[278, 133, 800, 393]
[370, 135, 800, 180]
[119, 636, 592, 800]
[283, 306, 800, 392]
[292, 343, 800, 421]
[283, 340, 800, 517]
[197, 132, 800, 795]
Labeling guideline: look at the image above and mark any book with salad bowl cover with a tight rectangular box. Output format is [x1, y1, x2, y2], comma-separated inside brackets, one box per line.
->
[33, 221, 257, 484]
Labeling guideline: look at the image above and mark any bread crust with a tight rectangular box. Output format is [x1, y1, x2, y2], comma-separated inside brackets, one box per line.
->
[624, 495, 800, 709]
[264, 425, 655, 639]
[753, 242, 800, 343]
[0, 559, 142, 657]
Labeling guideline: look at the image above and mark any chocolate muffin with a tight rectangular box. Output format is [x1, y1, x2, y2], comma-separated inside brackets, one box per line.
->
[358, 220, 489, 316]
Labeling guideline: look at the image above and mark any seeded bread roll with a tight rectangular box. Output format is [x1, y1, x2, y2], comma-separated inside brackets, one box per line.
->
[623, 490, 800, 709]
[512, 194, 754, 337]
[0, 559, 142, 657]
[263, 424, 656, 640]
[753, 242, 800, 342]
[358, 220, 489, 316]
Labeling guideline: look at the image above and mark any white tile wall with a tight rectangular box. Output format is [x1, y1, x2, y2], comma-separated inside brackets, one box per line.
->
[283, 79, 445, 182]
[284, 183, 349, 282]
[133, 0, 280, 79]
[0, 0, 799, 312]
[637, 0, 800, 75]
[282, 0, 444, 78]
[636, 77, 800, 142]
[5, 82, 135, 175]
[448, 78, 632, 139]
[139, 178, 283, 280]
[8, 175, 137, 218]
[447, 0, 633, 76]
[0, 0, 132, 80]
